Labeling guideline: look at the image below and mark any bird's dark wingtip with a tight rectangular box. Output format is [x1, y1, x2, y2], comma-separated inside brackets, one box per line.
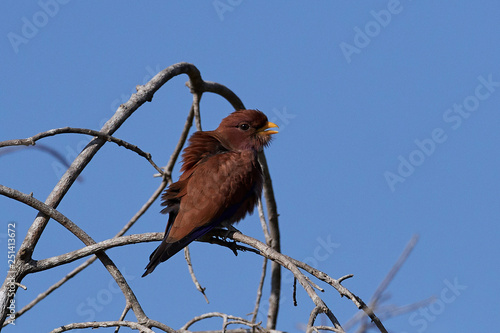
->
[142, 259, 159, 277]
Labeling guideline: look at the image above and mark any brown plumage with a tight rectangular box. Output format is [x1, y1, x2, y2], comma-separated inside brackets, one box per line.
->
[142, 109, 278, 276]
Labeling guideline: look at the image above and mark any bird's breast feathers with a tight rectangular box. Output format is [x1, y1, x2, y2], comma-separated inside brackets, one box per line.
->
[188, 149, 262, 203]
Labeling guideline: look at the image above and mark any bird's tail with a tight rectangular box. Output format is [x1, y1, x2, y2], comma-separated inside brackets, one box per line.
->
[142, 223, 218, 277]
[142, 240, 178, 277]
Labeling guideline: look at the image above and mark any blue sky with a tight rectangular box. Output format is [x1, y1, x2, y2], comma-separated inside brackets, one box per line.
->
[1, 1, 499, 332]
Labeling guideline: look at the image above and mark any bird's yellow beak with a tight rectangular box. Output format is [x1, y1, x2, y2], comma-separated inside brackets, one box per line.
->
[258, 121, 279, 135]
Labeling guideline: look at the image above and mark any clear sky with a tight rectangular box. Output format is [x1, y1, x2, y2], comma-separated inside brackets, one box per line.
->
[1, 1, 499, 332]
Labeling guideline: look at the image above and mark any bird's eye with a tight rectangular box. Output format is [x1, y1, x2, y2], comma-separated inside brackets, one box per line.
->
[238, 123, 250, 131]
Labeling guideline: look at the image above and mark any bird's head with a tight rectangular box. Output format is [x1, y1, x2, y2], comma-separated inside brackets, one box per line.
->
[215, 109, 279, 152]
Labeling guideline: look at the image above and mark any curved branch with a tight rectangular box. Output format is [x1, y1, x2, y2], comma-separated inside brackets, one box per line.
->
[222, 230, 344, 332]
[184, 246, 209, 304]
[187, 80, 245, 111]
[1, 180, 384, 332]
[0, 62, 206, 325]
[0, 62, 389, 332]
[0, 127, 164, 174]
[250, 257, 268, 324]
[181, 312, 263, 331]
[33, 233, 161, 272]
[0, 184, 150, 324]
[3, 178, 169, 326]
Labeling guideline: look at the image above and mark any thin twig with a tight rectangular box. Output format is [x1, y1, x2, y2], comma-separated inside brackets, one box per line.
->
[114, 305, 132, 333]
[184, 246, 209, 304]
[304, 275, 324, 292]
[293, 278, 298, 306]
[338, 274, 354, 284]
[307, 306, 323, 333]
[250, 257, 267, 323]
[0, 127, 164, 175]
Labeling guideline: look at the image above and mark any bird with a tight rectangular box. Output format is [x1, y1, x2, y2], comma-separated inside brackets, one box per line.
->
[142, 109, 278, 277]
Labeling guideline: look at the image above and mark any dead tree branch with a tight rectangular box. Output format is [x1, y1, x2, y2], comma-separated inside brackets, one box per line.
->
[0, 62, 391, 332]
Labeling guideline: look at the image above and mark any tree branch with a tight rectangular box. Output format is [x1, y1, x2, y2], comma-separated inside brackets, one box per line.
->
[49, 320, 156, 333]
[3, 178, 169, 326]
[250, 257, 268, 324]
[0, 127, 163, 175]
[184, 246, 209, 304]
[0, 184, 150, 324]
[0, 62, 206, 326]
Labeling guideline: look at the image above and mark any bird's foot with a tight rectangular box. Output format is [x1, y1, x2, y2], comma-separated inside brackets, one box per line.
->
[220, 221, 240, 238]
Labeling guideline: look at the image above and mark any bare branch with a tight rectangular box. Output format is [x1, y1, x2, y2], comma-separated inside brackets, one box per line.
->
[0, 62, 207, 325]
[257, 152, 281, 330]
[184, 246, 209, 304]
[32, 233, 160, 272]
[115, 305, 132, 333]
[0, 184, 150, 324]
[3, 179, 169, 326]
[181, 312, 264, 331]
[0, 62, 393, 332]
[0, 127, 163, 175]
[49, 320, 155, 333]
[338, 274, 354, 284]
[311, 326, 343, 333]
[257, 198, 271, 245]
[307, 306, 323, 332]
[250, 257, 268, 323]
[192, 91, 203, 131]
[211, 230, 345, 332]
[271, 252, 387, 333]
[293, 278, 298, 306]
[186, 81, 245, 111]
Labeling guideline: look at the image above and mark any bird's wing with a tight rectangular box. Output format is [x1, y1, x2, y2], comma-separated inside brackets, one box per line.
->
[166, 149, 259, 242]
